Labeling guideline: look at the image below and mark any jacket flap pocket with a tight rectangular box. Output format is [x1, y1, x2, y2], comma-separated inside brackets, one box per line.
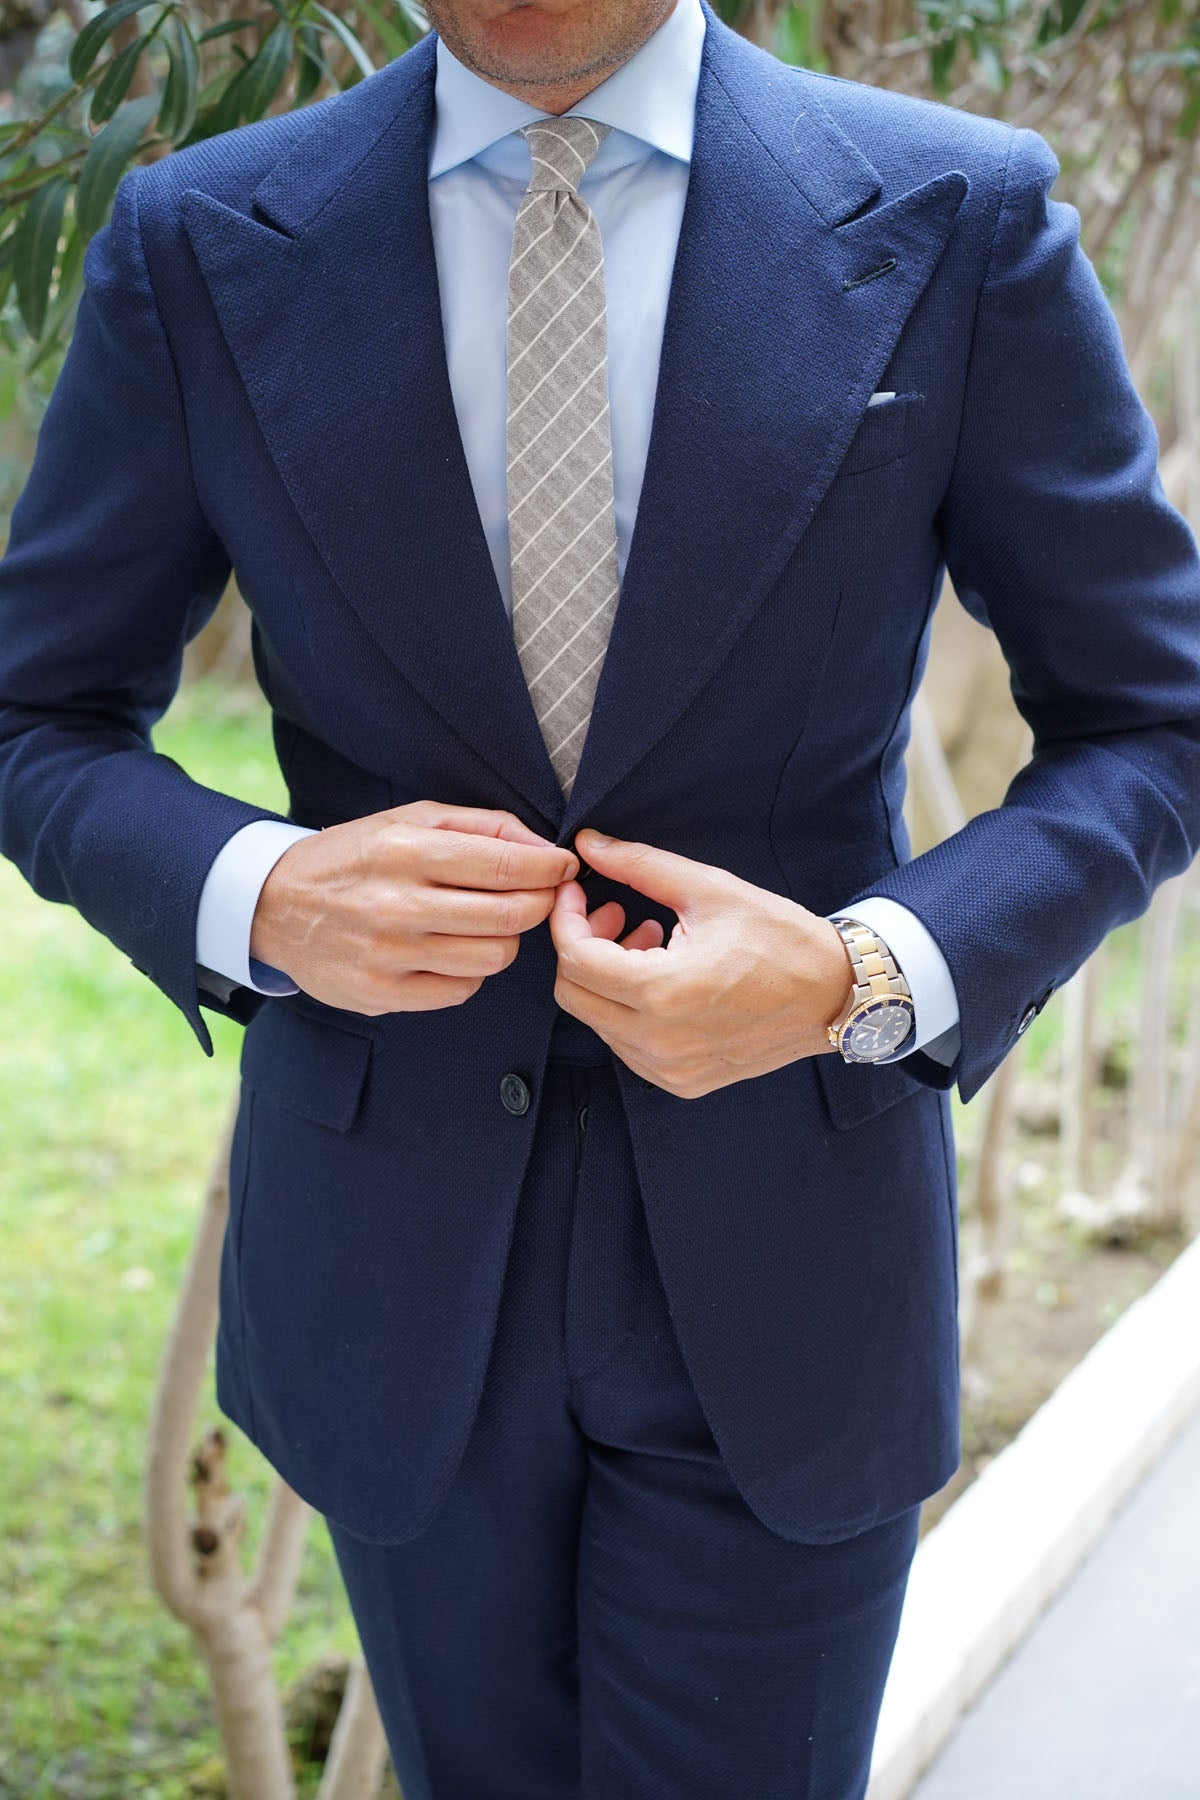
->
[240, 1001, 373, 1131]
[816, 1049, 925, 1131]
[837, 391, 925, 475]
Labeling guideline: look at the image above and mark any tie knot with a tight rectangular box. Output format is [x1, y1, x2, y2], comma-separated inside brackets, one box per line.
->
[519, 116, 610, 194]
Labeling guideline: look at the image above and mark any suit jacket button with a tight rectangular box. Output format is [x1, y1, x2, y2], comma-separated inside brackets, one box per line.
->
[1017, 1004, 1037, 1036]
[500, 1072, 531, 1115]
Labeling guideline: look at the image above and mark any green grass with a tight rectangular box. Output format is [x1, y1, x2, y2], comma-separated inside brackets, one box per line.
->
[0, 680, 359, 1800]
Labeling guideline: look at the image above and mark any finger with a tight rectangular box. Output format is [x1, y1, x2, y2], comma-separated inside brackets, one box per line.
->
[591, 907, 666, 953]
[587, 900, 627, 941]
[548, 878, 593, 944]
[550, 883, 664, 998]
[321, 962, 484, 1016]
[407, 932, 519, 977]
[597, 907, 672, 950]
[401, 801, 563, 853]
[386, 970, 484, 1011]
[573, 900, 665, 955]
[620, 918, 665, 951]
[552, 923, 667, 1002]
[554, 968, 642, 1035]
[573, 828, 724, 917]
[398, 823, 578, 891]
[400, 884, 556, 937]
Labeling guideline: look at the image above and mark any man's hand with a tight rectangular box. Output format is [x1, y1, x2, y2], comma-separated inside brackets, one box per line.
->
[250, 801, 579, 1015]
[549, 828, 854, 1098]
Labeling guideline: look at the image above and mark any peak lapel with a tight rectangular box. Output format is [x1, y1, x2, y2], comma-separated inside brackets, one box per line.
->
[559, 3, 969, 835]
[179, 13, 969, 841]
[180, 33, 566, 829]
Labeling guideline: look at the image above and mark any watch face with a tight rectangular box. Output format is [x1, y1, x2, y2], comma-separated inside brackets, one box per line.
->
[841, 998, 915, 1062]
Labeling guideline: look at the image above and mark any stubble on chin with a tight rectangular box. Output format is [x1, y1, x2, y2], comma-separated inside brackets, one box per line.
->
[423, 0, 669, 92]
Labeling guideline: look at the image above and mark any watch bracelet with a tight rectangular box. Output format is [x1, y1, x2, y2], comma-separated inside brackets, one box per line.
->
[828, 916, 911, 1011]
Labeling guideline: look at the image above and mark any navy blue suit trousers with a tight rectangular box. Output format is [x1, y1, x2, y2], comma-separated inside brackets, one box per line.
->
[326, 1025, 921, 1800]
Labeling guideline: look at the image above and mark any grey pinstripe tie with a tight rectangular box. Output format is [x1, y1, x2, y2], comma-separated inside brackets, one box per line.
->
[506, 115, 618, 802]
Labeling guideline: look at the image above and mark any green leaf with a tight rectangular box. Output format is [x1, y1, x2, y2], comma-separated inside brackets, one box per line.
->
[204, 61, 253, 137]
[393, 0, 431, 39]
[0, 149, 35, 190]
[89, 34, 150, 127]
[1131, 46, 1200, 73]
[351, 0, 413, 62]
[930, 36, 958, 96]
[975, 35, 1007, 91]
[1178, 82, 1200, 138]
[310, 2, 378, 80]
[195, 17, 260, 42]
[0, 228, 18, 321]
[237, 21, 294, 121]
[69, 0, 156, 83]
[13, 175, 69, 340]
[195, 68, 229, 107]
[773, 5, 807, 67]
[158, 15, 200, 144]
[170, 62, 250, 147]
[0, 347, 21, 420]
[26, 317, 71, 376]
[294, 22, 329, 103]
[40, 219, 86, 344]
[74, 94, 159, 242]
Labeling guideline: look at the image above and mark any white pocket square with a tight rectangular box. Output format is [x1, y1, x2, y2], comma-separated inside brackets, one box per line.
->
[867, 390, 897, 407]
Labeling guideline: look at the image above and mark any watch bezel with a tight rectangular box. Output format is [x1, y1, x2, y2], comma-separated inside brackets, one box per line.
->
[835, 993, 916, 1063]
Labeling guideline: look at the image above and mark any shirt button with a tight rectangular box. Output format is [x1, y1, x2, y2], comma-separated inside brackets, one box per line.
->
[499, 1072, 531, 1115]
[1017, 1005, 1037, 1036]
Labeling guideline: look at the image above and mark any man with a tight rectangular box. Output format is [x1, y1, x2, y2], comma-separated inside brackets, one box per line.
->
[1, 0, 1198, 1790]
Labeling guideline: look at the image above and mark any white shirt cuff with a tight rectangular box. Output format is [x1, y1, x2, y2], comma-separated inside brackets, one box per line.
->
[196, 820, 318, 996]
[828, 895, 961, 1067]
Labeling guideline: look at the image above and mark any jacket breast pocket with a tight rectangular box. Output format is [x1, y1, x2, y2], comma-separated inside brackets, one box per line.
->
[239, 997, 375, 1132]
[816, 1048, 926, 1130]
[836, 392, 926, 477]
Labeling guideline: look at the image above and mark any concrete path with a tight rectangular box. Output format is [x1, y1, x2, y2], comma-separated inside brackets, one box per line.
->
[909, 1401, 1200, 1799]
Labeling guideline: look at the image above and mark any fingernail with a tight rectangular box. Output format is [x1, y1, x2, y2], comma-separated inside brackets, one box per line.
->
[585, 830, 613, 846]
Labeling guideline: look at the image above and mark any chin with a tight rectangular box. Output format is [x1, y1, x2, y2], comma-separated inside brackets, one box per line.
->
[476, 9, 581, 64]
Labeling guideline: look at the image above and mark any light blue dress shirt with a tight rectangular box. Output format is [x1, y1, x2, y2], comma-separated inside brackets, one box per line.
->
[196, 0, 961, 1064]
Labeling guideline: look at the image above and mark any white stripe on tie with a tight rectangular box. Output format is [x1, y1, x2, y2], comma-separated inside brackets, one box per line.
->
[506, 115, 620, 802]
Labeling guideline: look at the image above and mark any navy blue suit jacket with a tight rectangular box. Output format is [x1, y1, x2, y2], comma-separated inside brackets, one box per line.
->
[2, 0, 1199, 1544]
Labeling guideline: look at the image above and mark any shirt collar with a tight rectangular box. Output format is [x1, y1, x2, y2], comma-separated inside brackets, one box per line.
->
[428, 0, 705, 180]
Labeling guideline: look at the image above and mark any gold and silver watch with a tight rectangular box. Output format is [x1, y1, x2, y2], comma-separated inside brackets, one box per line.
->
[826, 917, 915, 1063]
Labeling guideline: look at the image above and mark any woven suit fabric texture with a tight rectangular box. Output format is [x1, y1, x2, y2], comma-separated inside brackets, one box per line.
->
[507, 115, 619, 801]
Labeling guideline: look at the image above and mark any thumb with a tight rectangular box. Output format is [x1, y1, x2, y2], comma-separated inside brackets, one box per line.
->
[574, 828, 722, 917]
